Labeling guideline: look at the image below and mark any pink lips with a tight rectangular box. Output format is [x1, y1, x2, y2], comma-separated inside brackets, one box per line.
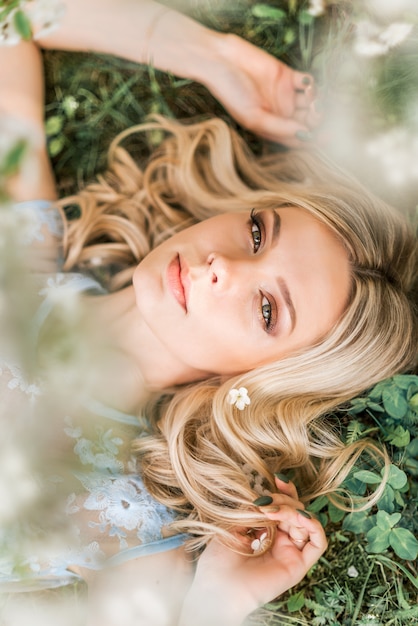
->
[167, 254, 188, 312]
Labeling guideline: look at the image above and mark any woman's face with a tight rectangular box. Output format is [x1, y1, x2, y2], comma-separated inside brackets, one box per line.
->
[133, 208, 351, 378]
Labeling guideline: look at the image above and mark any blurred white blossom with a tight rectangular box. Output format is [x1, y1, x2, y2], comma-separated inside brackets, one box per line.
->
[0, 10, 21, 45]
[0, 0, 65, 45]
[366, 128, 418, 185]
[39, 275, 83, 323]
[307, 0, 326, 18]
[25, 0, 66, 39]
[355, 20, 413, 57]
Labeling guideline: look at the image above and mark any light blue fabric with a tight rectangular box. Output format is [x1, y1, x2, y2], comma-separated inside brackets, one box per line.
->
[0, 200, 188, 591]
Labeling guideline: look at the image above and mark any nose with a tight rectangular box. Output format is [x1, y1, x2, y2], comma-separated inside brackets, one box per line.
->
[207, 252, 253, 289]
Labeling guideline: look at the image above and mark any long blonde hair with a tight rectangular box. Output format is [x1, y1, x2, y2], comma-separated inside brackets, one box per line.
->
[59, 115, 417, 551]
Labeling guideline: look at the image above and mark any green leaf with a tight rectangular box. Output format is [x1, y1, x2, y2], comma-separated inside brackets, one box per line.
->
[404, 457, 418, 476]
[409, 393, 418, 410]
[407, 437, 418, 457]
[0, 139, 27, 177]
[343, 475, 368, 496]
[367, 401, 385, 412]
[389, 527, 418, 560]
[307, 495, 329, 513]
[48, 136, 65, 158]
[13, 9, 32, 40]
[287, 590, 305, 612]
[386, 425, 410, 447]
[382, 386, 409, 419]
[353, 470, 381, 485]
[45, 115, 64, 136]
[251, 4, 287, 21]
[386, 464, 408, 489]
[376, 510, 401, 530]
[377, 484, 395, 513]
[348, 398, 368, 414]
[368, 380, 387, 400]
[342, 511, 372, 534]
[366, 526, 391, 553]
[283, 28, 296, 45]
[334, 531, 350, 543]
[393, 374, 418, 390]
[394, 490, 405, 508]
[328, 502, 345, 523]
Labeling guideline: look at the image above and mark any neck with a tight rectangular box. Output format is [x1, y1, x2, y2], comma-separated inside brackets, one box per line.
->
[82, 285, 205, 412]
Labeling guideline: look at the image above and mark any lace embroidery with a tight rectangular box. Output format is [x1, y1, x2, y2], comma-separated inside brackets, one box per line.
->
[14, 201, 63, 243]
[0, 361, 41, 399]
[65, 417, 181, 551]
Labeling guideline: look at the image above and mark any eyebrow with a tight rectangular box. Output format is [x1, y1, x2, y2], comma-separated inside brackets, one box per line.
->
[271, 210, 296, 333]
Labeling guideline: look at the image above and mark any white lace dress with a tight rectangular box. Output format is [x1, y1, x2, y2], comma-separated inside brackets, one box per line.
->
[0, 200, 187, 592]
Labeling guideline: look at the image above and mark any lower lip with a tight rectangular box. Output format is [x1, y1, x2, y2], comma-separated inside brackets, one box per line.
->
[167, 255, 187, 311]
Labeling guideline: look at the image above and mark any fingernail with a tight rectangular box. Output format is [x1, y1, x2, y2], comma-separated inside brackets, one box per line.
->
[297, 509, 311, 519]
[253, 495, 274, 506]
[274, 472, 290, 483]
[302, 76, 311, 86]
[295, 130, 313, 142]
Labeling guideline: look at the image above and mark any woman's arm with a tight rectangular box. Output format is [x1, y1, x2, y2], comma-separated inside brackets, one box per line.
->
[0, 41, 56, 201]
[37, 0, 318, 146]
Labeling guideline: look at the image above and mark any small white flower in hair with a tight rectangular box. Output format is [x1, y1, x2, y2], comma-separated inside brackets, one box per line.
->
[228, 387, 250, 411]
[251, 532, 268, 554]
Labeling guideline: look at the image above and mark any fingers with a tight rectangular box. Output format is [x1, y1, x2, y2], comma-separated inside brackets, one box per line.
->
[273, 474, 299, 500]
[293, 71, 314, 93]
[250, 111, 313, 147]
[263, 505, 328, 563]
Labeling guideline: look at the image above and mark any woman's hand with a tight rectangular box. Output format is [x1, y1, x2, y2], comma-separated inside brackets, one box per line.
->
[205, 34, 320, 147]
[180, 477, 327, 625]
[37, 0, 319, 148]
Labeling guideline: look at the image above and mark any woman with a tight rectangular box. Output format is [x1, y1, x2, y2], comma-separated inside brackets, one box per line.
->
[0, 1, 416, 624]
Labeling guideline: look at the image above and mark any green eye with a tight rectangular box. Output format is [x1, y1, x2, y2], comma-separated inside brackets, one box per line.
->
[251, 223, 261, 251]
[250, 210, 262, 253]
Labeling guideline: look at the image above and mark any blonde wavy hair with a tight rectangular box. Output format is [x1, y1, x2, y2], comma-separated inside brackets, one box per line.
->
[59, 115, 417, 552]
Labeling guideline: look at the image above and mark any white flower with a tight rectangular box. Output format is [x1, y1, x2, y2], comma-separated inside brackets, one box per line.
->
[379, 22, 413, 48]
[347, 565, 359, 578]
[39, 275, 82, 321]
[354, 20, 413, 57]
[0, 0, 66, 46]
[0, 10, 21, 46]
[228, 386, 251, 410]
[251, 532, 269, 554]
[25, 0, 66, 39]
[307, 0, 326, 17]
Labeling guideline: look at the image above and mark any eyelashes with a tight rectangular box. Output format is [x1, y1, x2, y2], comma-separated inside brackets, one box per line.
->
[249, 209, 277, 333]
